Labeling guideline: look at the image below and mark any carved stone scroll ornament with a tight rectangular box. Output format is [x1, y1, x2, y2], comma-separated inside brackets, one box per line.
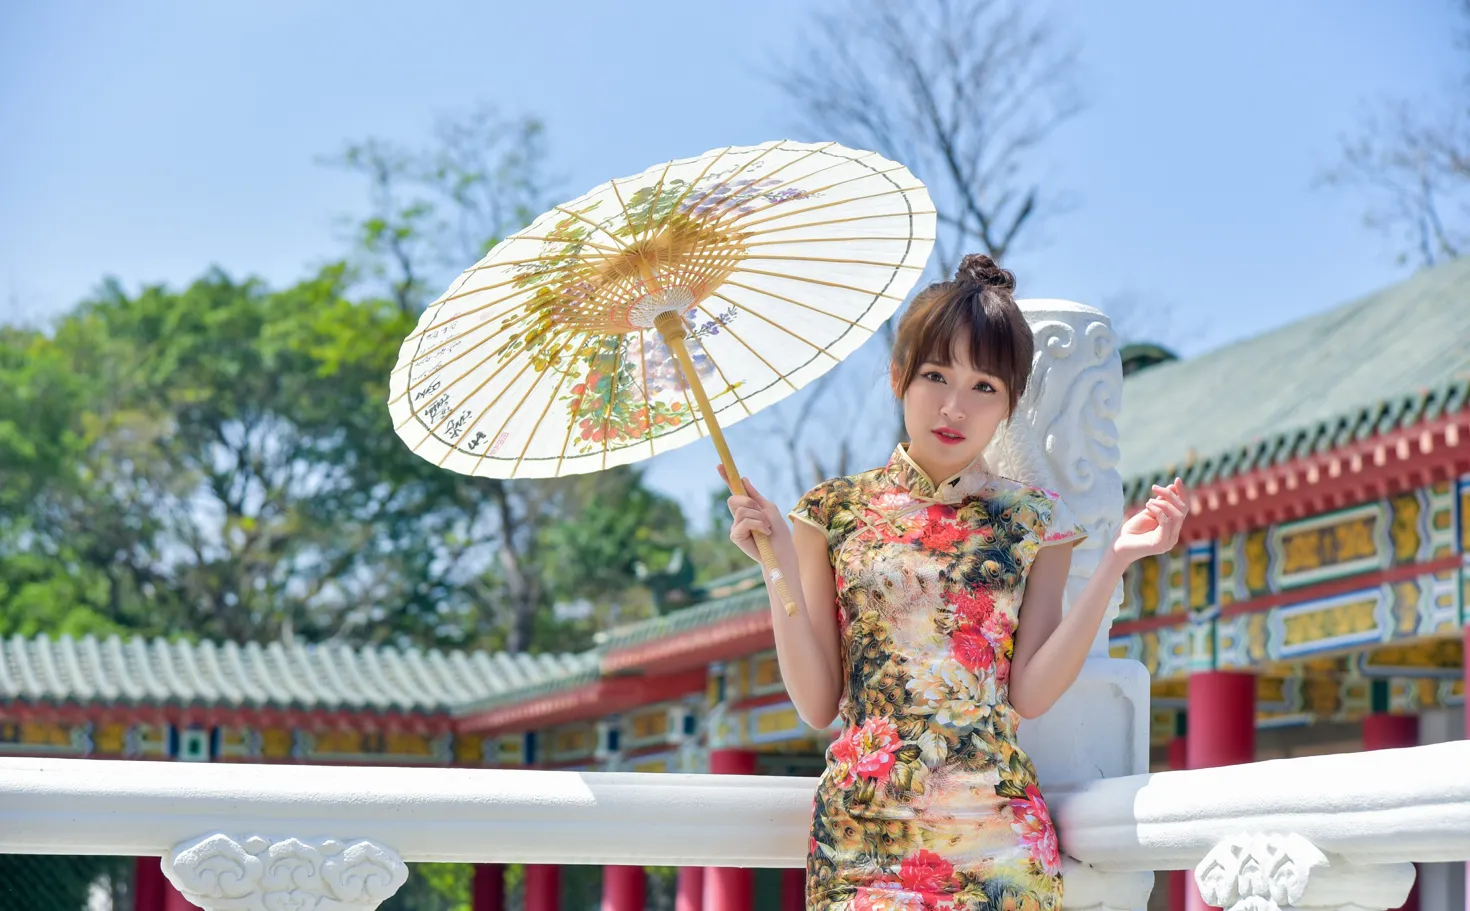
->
[1196, 833, 1415, 911]
[163, 833, 410, 911]
[985, 302, 1126, 650]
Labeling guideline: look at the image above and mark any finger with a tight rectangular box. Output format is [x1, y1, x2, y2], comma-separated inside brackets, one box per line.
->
[735, 506, 766, 524]
[743, 476, 767, 505]
[1152, 485, 1186, 510]
[734, 517, 772, 538]
[1156, 500, 1185, 521]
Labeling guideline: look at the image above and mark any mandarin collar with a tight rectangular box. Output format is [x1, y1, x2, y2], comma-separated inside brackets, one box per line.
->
[885, 443, 991, 505]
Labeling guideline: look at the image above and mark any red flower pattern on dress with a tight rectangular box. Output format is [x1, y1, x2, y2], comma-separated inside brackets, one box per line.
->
[920, 516, 969, 552]
[854, 884, 926, 911]
[950, 628, 995, 674]
[900, 849, 957, 898]
[1009, 785, 1062, 877]
[948, 589, 996, 629]
[830, 716, 903, 788]
[796, 446, 1085, 909]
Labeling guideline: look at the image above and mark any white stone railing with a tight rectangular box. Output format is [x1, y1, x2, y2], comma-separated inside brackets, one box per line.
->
[2, 742, 1467, 911]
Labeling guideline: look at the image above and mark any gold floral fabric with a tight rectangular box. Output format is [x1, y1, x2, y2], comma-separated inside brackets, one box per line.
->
[788, 444, 1087, 911]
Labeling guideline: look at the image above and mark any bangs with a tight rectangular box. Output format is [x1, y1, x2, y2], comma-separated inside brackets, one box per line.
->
[892, 282, 1034, 414]
[911, 296, 1022, 383]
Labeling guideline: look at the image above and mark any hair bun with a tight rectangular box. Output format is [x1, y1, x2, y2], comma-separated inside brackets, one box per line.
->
[956, 253, 1016, 293]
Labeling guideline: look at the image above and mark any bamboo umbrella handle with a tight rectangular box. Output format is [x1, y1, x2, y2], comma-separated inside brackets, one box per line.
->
[655, 313, 800, 617]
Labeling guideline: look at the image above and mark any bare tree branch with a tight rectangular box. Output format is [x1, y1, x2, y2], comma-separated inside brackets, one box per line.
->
[776, 0, 1084, 270]
[770, 0, 1085, 470]
[1320, 2, 1470, 268]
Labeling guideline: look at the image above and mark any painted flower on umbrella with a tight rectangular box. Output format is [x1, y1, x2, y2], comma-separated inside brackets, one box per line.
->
[829, 716, 903, 788]
[1010, 784, 1062, 877]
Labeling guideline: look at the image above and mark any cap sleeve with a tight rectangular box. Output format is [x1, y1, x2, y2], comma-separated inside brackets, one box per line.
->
[1036, 488, 1088, 548]
[787, 480, 832, 535]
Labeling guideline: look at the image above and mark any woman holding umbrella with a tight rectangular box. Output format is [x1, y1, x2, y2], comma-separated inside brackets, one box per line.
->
[723, 253, 1189, 911]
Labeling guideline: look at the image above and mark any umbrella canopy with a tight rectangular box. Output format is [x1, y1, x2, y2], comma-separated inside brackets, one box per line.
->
[388, 140, 936, 480]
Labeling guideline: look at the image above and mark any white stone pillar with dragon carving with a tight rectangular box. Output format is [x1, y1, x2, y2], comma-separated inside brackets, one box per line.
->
[987, 299, 1154, 911]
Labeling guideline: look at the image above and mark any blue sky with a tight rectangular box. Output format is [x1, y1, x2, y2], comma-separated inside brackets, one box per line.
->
[1, 0, 1462, 522]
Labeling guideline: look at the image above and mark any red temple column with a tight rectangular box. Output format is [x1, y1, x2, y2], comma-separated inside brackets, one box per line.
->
[705, 748, 758, 911]
[473, 863, 505, 911]
[602, 865, 645, 911]
[163, 884, 195, 911]
[1186, 671, 1255, 911]
[1363, 709, 1421, 911]
[781, 867, 805, 911]
[134, 859, 166, 911]
[676, 866, 705, 911]
[525, 864, 560, 911]
[134, 858, 193, 911]
[1168, 724, 1189, 911]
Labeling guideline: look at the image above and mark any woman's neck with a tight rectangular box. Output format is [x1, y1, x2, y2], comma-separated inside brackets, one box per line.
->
[902, 440, 982, 488]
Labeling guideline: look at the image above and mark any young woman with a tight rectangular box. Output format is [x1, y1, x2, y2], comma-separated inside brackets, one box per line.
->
[720, 254, 1188, 911]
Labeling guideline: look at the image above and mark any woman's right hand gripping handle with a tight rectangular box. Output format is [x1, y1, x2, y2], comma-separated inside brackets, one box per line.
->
[717, 465, 844, 730]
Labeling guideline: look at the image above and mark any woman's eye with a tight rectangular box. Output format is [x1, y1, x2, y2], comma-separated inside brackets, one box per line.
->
[975, 381, 996, 393]
[923, 371, 945, 383]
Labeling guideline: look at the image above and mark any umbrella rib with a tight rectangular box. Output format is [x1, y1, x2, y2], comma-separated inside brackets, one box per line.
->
[742, 254, 925, 270]
[637, 331, 657, 461]
[391, 299, 556, 404]
[730, 185, 924, 232]
[552, 205, 633, 252]
[673, 142, 786, 230]
[401, 260, 598, 351]
[689, 299, 796, 399]
[510, 331, 588, 479]
[403, 324, 546, 443]
[714, 142, 851, 198]
[645, 147, 735, 248]
[698, 146, 880, 231]
[749, 210, 939, 237]
[464, 324, 587, 475]
[718, 279, 863, 327]
[743, 235, 938, 248]
[551, 371, 584, 480]
[503, 234, 625, 255]
[705, 290, 842, 364]
[395, 258, 608, 379]
[631, 159, 676, 247]
[683, 306, 759, 414]
[686, 141, 843, 225]
[597, 333, 629, 472]
[728, 267, 910, 301]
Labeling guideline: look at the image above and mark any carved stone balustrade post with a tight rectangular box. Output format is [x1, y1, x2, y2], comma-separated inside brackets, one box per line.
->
[992, 301, 1154, 911]
[1195, 833, 1415, 911]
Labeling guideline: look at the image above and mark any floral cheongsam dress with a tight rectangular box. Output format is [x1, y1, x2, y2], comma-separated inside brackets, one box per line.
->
[788, 443, 1088, 911]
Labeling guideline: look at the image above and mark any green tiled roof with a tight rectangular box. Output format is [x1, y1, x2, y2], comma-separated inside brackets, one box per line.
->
[450, 651, 603, 717]
[1117, 256, 1470, 503]
[0, 633, 585, 715]
[447, 572, 767, 716]
[595, 582, 769, 652]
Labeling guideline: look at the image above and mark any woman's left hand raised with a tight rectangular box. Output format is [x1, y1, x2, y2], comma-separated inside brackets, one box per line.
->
[1111, 478, 1189, 564]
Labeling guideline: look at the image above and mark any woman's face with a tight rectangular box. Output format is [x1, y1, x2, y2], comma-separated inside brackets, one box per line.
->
[895, 342, 1011, 480]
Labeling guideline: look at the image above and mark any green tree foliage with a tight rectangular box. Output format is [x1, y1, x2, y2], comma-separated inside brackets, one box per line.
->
[0, 106, 695, 652]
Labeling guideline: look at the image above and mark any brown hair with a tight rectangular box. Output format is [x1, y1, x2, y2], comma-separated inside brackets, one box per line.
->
[890, 253, 1034, 415]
